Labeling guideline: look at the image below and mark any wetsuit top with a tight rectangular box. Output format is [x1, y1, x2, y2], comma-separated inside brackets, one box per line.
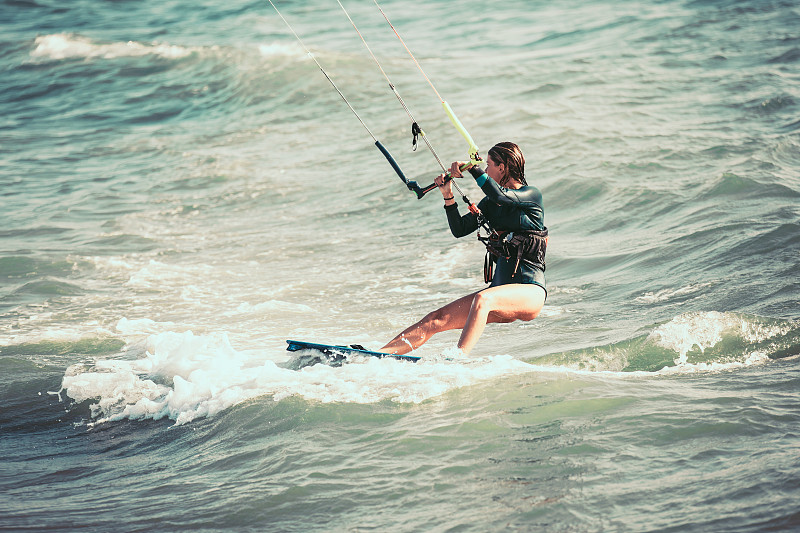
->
[444, 166, 547, 291]
[444, 165, 545, 235]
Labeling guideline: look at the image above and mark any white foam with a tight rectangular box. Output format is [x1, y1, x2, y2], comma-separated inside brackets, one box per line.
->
[549, 285, 585, 295]
[30, 34, 198, 61]
[649, 311, 727, 364]
[655, 350, 771, 375]
[58, 330, 536, 426]
[537, 306, 563, 318]
[387, 285, 430, 294]
[116, 317, 177, 336]
[0, 322, 115, 347]
[56, 311, 791, 427]
[258, 42, 305, 58]
[228, 300, 315, 316]
[125, 260, 213, 289]
[648, 311, 785, 367]
[417, 244, 481, 287]
[634, 282, 713, 304]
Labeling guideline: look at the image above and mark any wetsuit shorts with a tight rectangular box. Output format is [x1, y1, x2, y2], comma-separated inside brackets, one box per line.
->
[489, 256, 547, 299]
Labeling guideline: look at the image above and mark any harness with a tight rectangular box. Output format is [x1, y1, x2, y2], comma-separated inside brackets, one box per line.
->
[479, 228, 549, 284]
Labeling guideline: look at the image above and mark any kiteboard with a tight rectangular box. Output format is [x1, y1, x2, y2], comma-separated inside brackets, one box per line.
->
[285, 339, 420, 368]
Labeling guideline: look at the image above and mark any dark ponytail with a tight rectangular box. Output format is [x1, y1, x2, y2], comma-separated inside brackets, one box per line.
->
[488, 142, 526, 186]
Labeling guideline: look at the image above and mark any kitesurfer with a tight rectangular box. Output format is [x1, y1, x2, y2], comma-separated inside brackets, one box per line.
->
[381, 142, 548, 356]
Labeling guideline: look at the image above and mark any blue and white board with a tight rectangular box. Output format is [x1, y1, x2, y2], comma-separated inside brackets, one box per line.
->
[285, 339, 420, 368]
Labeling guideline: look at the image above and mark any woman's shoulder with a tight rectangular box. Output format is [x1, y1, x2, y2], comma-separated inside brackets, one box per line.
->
[513, 184, 543, 204]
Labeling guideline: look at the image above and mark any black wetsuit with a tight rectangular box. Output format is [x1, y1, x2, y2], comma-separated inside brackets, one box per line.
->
[444, 166, 547, 294]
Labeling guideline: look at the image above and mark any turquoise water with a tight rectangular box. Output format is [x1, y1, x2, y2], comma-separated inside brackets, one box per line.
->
[2, 0, 799, 530]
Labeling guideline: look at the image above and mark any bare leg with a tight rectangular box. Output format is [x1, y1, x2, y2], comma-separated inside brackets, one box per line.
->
[380, 292, 478, 355]
[381, 284, 546, 355]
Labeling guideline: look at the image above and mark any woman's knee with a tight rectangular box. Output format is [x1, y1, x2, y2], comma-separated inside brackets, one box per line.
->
[421, 293, 476, 330]
[422, 307, 450, 330]
[471, 290, 493, 311]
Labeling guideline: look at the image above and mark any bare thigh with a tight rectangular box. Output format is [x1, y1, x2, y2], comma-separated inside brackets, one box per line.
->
[480, 284, 547, 323]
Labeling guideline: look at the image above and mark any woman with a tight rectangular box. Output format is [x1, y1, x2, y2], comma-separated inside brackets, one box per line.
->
[380, 142, 548, 356]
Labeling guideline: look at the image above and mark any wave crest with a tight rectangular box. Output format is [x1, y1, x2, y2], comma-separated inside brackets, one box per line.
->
[58, 330, 531, 426]
[536, 311, 798, 372]
[30, 33, 199, 61]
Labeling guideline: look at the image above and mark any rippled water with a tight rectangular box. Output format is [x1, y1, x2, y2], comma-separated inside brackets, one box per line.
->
[2, 0, 799, 530]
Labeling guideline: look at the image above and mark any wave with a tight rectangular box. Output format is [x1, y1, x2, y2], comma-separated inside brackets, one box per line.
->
[535, 311, 799, 372]
[700, 172, 800, 200]
[634, 282, 714, 304]
[0, 337, 124, 357]
[29, 34, 203, 61]
[28, 33, 314, 65]
[51, 312, 799, 427]
[55, 330, 530, 426]
[21, 32, 347, 128]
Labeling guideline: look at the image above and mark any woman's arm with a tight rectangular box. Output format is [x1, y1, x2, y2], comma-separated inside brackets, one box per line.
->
[468, 166, 542, 207]
[444, 203, 479, 237]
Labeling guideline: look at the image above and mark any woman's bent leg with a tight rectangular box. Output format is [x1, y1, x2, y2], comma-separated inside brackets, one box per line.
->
[381, 284, 545, 355]
[457, 284, 546, 355]
[381, 292, 479, 355]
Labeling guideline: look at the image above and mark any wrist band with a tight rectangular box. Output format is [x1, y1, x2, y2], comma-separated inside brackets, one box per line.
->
[443, 196, 454, 201]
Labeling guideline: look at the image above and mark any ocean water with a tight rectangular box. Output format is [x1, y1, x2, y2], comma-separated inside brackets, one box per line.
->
[2, 0, 799, 530]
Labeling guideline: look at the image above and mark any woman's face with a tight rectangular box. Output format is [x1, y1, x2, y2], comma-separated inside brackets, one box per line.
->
[486, 156, 506, 184]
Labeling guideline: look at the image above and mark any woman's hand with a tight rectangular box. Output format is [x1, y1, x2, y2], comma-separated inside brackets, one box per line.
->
[449, 161, 469, 179]
[435, 172, 453, 200]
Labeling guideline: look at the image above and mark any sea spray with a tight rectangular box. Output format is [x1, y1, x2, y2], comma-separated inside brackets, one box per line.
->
[59, 330, 534, 425]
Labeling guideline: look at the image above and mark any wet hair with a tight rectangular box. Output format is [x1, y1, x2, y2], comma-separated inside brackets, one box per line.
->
[488, 142, 526, 186]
